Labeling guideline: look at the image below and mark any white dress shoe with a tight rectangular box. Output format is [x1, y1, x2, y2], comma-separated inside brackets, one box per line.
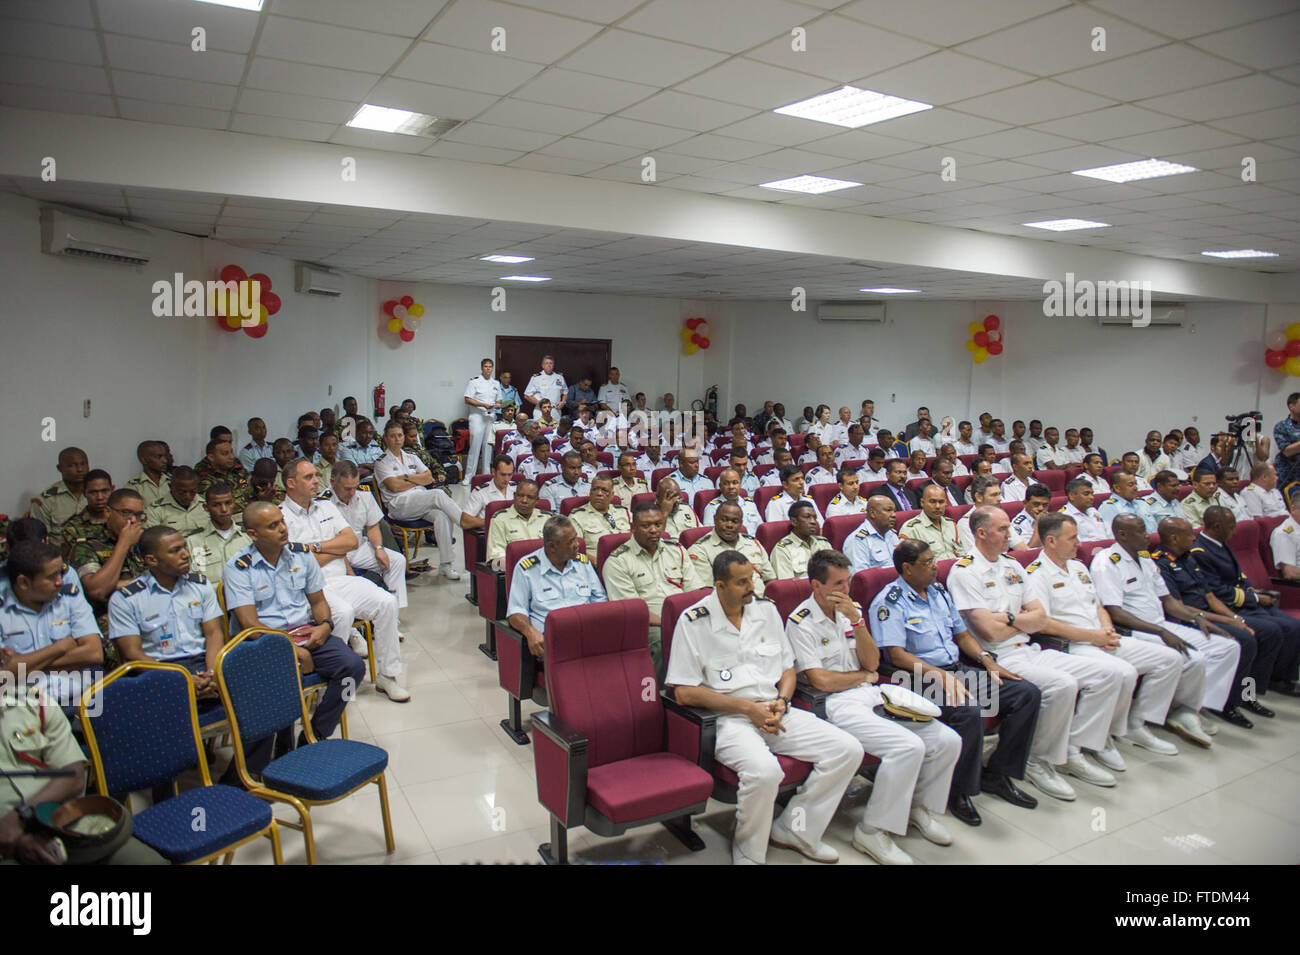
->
[852, 825, 914, 864]
[1127, 724, 1179, 755]
[1063, 752, 1116, 787]
[732, 847, 761, 865]
[770, 822, 839, 863]
[1093, 739, 1127, 772]
[375, 674, 411, 702]
[1165, 706, 1213, 748]
[1025, 759, 1077, 801]
[908, 806, 953, 846]
[1198, 708, 1219, 736]
[440, 564, 462, 581]
[348, 627, 368, 655]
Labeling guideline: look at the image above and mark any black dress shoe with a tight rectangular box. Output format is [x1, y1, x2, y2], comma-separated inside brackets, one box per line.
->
[948, 794, 981, 827]
[1210, 705, 1253, 729]
[1242, 699, 1276, 718]
[981, 772, 1038, 809]
[1270, 680, 1300, 697]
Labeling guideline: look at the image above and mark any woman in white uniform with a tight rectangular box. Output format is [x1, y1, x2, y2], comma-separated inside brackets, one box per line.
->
[463, 358, 502, 484]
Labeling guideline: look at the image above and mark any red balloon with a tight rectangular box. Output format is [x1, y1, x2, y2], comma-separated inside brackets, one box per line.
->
[1286, 340, 1300, 358]
[987, 341, 1004, 356]
[973, 331, 989, 347]
[983, 314, 1000, 331]
[220, 264, 246, 284]
[1267, 350, 1286, 368]
[399, 329, 415, 342]
[689, 333, 703, 345]
[382, 300, 396, 317]
[686, 318, 704, 329]
[243, 323, 268, 339]
[262, 291, 281, 316]
[699, 338, 711, 350]
[400, 296, 414, 308]
[248, 272, 272, 291]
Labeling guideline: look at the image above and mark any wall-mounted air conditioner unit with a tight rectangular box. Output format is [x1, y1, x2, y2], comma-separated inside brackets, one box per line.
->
[817, 303, 886, 323]
[1097, 305, 1184, 327]
[295, 264, 344, 296]
[40, 207, 151, 266]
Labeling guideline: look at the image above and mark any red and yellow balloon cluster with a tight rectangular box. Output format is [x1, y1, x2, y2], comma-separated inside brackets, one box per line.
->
[1263, 324, 1300, 376]
[382, 296, 425, 344]
[214, 265, 281, 339]
[966, 314, 1003, 364]
[681, 317, 711, 355]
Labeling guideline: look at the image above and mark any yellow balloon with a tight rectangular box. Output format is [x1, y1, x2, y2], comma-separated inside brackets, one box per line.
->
[973, 347, 988, 364]
[407, 303, 425, 318]
[968, 322, 984, 335]
[965, 339, 977, 352]
[1288, 323, 1300, 340]
[1286, 356, 1300, 376]
[387, 318, 402, 333]
[225, 314, 241, 329]
[684, 342, 699, 355]
[258, 304, 269, 324]
[680, 327, 693, 342]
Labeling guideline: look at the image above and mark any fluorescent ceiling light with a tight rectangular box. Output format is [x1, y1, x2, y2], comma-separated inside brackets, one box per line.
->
[1072, 158, 1197, 183]
[500, 275, 551, 282]
[860, 287, 919, 294]
[1201, 249, 1278, 258]
[775, 86, 932, 128]
[193, 0, 263, 9]
[759, 175, 861, 194]
[1024, 218, 1111, 231]
[480, 254, 534, 263]
[347, 104, 442, 137]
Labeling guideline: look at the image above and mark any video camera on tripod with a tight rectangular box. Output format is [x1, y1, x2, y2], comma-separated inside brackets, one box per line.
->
[1224, 411, 1262, 476]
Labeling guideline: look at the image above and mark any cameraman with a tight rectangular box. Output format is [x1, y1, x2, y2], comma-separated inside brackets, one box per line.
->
[1273, 394, 1300, 489]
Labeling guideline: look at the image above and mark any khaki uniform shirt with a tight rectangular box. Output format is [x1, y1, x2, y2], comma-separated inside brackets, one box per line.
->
[486, 507, 550, 565]
[125, 472, 171, 509]
[770, 533, 831, 580]
[569, 503, 631, 549]
[146, 495, 209, 536]
[603, 537, 689, 643]
[31, 481, 86, 532]
[899, 514, 960, 561]
[685, 531, 775, 596]
[185, 523, 251, 585]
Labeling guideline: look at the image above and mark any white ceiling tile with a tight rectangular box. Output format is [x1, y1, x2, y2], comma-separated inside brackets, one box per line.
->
[1016, 142, 1146, 171]
[950, 127, 1082, 159]
[662, 134, 778, 161]
[618, 91, 756, 132]
[620, 0, 815, 54]
[103, 35, 246, 84]
[875, 145, 1002, 173]
[230, 112, 338, 141]
[959, 158, 1068, 183]
[423, 139, 526, 163]
[607, 152, 722, 175]
[558, 30, 728, 86]
[1055, 44, 1248, 100]
[1190, 11, 1300, 70]
[328, 126, 438, 153]
[957, 5, 1166, 76]
[394, 42, 544, 95]
[837, 0, 1068, 47]
[857, 51, 1035, 106]
[568, 116, 695, 148]
[4, 0, 94, 29]
[426, 0, 601, 64]
[237, 87, 357, 124]
[1210, 103, 1300, 141]
[0, 19, 101, 65]
[1137, 74, 1300, 122]
[1030, 104, 1187, 140]
[508, 154, 606, 175]
[472, 97, 602, 134]
[112, 70, 238, 110]
[244, 58, 380, 102]
[97, 0, 259, 52]
[747, 147, 849, 173]
[537, 137, 643, 163]
[748, 14, 938, 81]
[443, 121, 559, 150]
[661, 174, 742, 193]
[256, 16, 411, 73]
[0, 83, 114, 115]
[364, 76, 499, 118]
[269, 0, 446, 37]
[1104, 123, 1247, 156]
[504, 0, 644, 23]
[799, 130, 920, 161]
[676, 58, 834, 109]
[0, 55, 109, 94]
[954, 80, 1116, 124]
[710, 111, 836, 146]
[865, 108, 1009, 145]
[511, 68, 657, 113]
[117, 97, 230, 129]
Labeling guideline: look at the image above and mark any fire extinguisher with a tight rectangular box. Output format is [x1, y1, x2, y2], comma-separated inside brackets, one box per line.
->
[373, 382, 386, 419]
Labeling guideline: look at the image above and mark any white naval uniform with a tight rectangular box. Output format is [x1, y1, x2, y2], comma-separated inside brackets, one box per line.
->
[951, 440, 978, 456]
[466, 480, 512, 519]
[825, 493, 869, 518]
[1008, 509, 1039, 550]
[525, 370, 567, 414]
[281, 495, 402, 679]
[786, 596, 959, 836]
[834, 444, 872, 467]
[1089, 543, 1240, 712]
[1061, 502, 1109, 542]
[1022, 555, 1184, 736]
[947, 550, 1124, 766]
[374, 449, 464, 569]
[1081, 473, 1110, 495]
[666, 591, 861, 865]
[1035, 445, 1070, 470]
[1241, 482, 1286, 518]
[764, 492, 823, 524]
[333, 489, 407, 610]
[464, 374, 502, 479]
[597, 381, 630, 412]
[1000, 474, 1031, 503]
[909, 436, 937, 457]
[1269, 516, 1300, 569]
[804, 466, 837, 487]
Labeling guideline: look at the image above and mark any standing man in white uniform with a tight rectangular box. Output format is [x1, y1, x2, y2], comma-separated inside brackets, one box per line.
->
[463, 358, 502, 484]
[524, 355, 567, 417]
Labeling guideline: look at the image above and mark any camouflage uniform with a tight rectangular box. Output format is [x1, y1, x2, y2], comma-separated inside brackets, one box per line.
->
[407, 445, 447, 484]
[66, 527, 144, 670]
[194, 459, 251, 512]
[59, 512, 111, 564]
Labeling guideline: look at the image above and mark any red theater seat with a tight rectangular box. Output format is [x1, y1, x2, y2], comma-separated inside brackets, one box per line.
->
[755, 520, 790, 555]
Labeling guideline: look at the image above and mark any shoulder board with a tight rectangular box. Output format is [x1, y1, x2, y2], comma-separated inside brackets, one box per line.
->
[1104, 497, 1118, 505]
[574, 553, 590, 564]
[955, 556, 973, 567]
[754, 595, 775, 604]
[1189, 546, 1205, 553]
[777, 535, 794, 546]
[684, 605, 710, 622]
[886, 586, 901, 602]
[186, 571, 209, 584]
[932, 581, 946, 593]
[1057, 505, 1067, 512]
[1025, 560, 1041, 573]
[519, 555, 539, 570]
[790, 607, 811, 623]
[831, 494, 843, 504]
[1138, 550, 1151, 559]
[902, 516, 922, 526]
[613, 540, 634, 555]
[58, 581, 81, 597]
[287, 542, 311, 554]
[853, 527, 869, 539]
[1150, 549, 1165, 560]
[42, 483, 61, 496]
[314, 495, 330, 502]
[119, 578, 147, 596]
[233, 555, 252, 569]
[1109, 552, 1122, 563]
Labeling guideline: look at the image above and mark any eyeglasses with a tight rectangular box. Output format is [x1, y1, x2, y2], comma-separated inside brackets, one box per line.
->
[112, 507, 146, 521]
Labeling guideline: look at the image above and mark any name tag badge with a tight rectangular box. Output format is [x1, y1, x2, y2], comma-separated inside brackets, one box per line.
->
[1126, 577, 1138, 584]
[1052, 581, 1065, 589]
[984, 580, 997, 588]
[159, 633, 174, 653]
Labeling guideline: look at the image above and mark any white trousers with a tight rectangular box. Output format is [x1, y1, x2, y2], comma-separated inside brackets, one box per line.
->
[324, 575, 402, 678]
[714, 708, 860, 865]
[826, 685, 960, 836]
[388, 487, 462, 567]
[997, 643, 1124, 765]
[348, 543, 408, 609]
[1070, 636, 1181, 731]
[1136, 621, 1240, 711]
[466, 413, 494, 479]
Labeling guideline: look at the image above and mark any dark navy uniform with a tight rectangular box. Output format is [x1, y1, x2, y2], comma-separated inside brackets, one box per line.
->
[1152, 547, 1272, 711]
[1187, 533, 1300, 693]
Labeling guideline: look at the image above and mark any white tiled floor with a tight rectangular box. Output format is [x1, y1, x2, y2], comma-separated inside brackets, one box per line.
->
[219, 566, 1300, 865]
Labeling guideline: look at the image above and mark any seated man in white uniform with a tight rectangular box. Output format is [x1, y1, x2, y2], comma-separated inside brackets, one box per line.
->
[330, 459, 411, 620]
[373, 420, 484, 580]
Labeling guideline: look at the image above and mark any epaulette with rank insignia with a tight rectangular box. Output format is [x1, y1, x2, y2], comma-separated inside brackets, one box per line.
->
[119, 578, 147, 596]
[1189, 546, 1204, 553]
[186, 571, 208, 584]
[58, 581, 81, 596]
[830, 494, 843, 504]
[790, 607, 811, 623]
[755, 595, 774, 603]
[574, 553, 590, 564]
[287, 542, 311, 554]
[233, 554, 252, 569]
[1104, 497, 1118, 505]
[684, 605, 709, 622]
[1109, 552, 1122, 563]
[1025, 561, 1041, 573]
[519, 555, 539, 570]
[885, 586, 901, 603]
[903, 516, 921, 527]
[1138, 550, 1151, 558]
[955, 556, 973, 567]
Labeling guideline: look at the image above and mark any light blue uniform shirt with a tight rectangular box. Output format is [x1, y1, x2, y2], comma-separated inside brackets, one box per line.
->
[238, 440, 276, 473]
[869, 577, 966, 668]
[668, 469, 715, 506]
[341, 441, 383, 466]
[702, 496, 762, 535]
[844, 523, 900, 573]
[221, 542, 324, 631]
[506, 549, 606, 633]
[107, 570, 221, 661]
[0, 580, 100, 704]
[1097, 494, 1151, 535]
[541, 475, 592, 512]
[1140, 494, 1188, 534]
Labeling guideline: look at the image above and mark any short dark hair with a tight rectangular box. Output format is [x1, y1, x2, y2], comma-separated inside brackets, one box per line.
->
[1025, 483, 1052, 502]
[171, 465, 198, 482]
[712, 549, 750, 583]
[492, 454, 514, 471]
[893, 538, 930, 573]
[789, 501, 814, 520]
[1065, 477, 1092, 496]
[209, 426, 232, 440]
[1037, 512, 1074, 541]
[779, 464, 802, 484]
[205, 438, 230, 455]
[1083, 453, 1102, 467]
[6, 518, 47, 548]
[807, 548, 850, 583]
[205, 482, 233, 500]
[1153, 469, 1180, 486]
[631, 500, 662, 520]
[139, 524, 183, 557]
[84, 468, 112, 486]
[837, 467, 858, 483]
[7, 541, 60, 585]
[106, 488, 143, 508]
[298, 425, 319, 441]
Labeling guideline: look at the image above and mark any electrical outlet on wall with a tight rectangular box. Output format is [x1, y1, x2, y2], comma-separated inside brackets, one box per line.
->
[83, 399, 91, 418]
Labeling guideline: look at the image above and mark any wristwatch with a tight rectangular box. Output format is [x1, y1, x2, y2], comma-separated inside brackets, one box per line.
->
[1005, 611, 1016, 629]
[312, 541, 321, 554]
[978, 649, 997, 663]
[777, 695, 791, 709]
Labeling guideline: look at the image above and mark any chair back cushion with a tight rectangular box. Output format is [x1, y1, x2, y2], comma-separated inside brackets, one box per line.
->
[86, 666, 199, 793]
[765, 578, 812, 621]
[661, 588, 713, 669]
[219, 632, 304, 742]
